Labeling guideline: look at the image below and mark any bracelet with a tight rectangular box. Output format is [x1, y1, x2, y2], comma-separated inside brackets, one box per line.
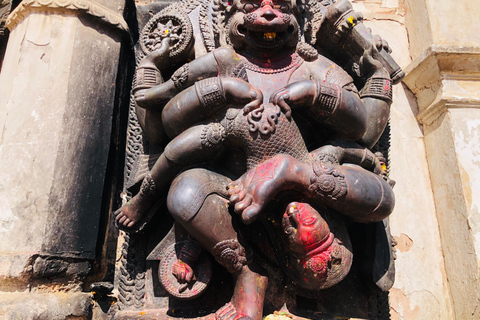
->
[194, 77, 227, 110]
[179, 238, 202, 266]
[132, 67, 162, 92]
[139, 173, 157, 200]
[360, 77, 392, 103]
[314, 81, 341, 117]
[171, 64, 190, 91]
[309, 162, 347, 201]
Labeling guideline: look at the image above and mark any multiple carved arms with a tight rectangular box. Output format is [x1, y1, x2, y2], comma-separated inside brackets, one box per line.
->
[270, 47, 393, 146]
[130, 18, 395, 226]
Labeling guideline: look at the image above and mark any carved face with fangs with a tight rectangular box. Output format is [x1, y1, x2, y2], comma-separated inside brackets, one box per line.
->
[227, 0, 300, 54]
[281, 202, 353, 290]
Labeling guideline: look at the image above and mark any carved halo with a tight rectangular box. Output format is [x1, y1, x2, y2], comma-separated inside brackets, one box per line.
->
[140, 12, 194, 58]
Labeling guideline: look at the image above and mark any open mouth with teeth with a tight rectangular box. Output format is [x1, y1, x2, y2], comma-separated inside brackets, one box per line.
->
[239, 25, 295, 48]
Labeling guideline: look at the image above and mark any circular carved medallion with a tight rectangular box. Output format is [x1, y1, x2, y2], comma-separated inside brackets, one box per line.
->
[140, 12, 193, 59]
[159, 242, 212, 300]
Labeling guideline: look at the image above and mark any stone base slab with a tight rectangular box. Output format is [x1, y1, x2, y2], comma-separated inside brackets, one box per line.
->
[113, 309, 365, 320]
[0, 292, 93, 319]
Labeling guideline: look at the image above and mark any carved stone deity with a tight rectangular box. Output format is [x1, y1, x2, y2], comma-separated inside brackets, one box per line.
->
[113, 0, 401, 318]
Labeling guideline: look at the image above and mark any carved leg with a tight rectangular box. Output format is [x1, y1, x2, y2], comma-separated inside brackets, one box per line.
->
[168, 169, 268, 320]
[114, 123, 226, 230]
[214, 261, 268, 320]
[227, 262, 268, 320]
[228, 154, 395, 224]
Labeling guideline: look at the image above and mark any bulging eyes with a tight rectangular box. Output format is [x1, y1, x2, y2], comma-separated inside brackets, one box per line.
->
[244, 3, 259, 12]
[242, 2, 289, 13]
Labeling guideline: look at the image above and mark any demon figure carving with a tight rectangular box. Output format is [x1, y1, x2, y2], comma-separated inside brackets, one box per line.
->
[114, 0, 401, 318]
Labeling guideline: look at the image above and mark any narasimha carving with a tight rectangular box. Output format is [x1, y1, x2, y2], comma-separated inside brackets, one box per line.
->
[114, 0, 401, 318]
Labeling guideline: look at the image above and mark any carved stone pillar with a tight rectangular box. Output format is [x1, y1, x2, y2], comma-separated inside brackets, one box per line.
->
[403, 0, 480, 319]
[0, 0, 129, 317]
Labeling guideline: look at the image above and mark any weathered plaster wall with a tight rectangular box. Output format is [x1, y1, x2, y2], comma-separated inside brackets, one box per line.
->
[422, 1, 480, 56]
[422, 110, 480, 319]
[401, 0, 480, 318]
[450, 110, 480, 263]
[388, 83, 453, 320]
[404, 0, 480, 59]
[352, 0, 455, 319]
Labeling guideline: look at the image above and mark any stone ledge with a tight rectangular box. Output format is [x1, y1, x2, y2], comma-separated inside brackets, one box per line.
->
[0, 291, 93, 319]
[0, 253, 94, 289]
[112, 309, 361, 320]
[6, 0, 128, 32]
[403, 45, 480, 125]
[404, 45, 480, 76]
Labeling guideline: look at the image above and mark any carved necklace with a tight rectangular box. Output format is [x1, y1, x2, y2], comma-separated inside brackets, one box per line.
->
[242, 53, 303, 74]
[230, 54, 303, 137]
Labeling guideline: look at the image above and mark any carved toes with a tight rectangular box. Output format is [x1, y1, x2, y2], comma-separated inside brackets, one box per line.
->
[117, 213, 128, 225]
[216, 302, 251, 320]
[113, 206, 139, 230]
[234, 194, 253, 214]
[241, 204, 261, 225]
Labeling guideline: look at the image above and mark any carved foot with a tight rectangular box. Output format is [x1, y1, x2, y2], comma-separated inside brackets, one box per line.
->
[227, 155, 300, 224]
[114, 173, 159, 230]
[113, 193, 155, 230]
[216, 302, 251, 320]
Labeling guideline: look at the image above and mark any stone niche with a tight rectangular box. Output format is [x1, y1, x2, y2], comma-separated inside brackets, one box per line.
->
[2, 0, 472, 319]
[111, 0, 399, 319]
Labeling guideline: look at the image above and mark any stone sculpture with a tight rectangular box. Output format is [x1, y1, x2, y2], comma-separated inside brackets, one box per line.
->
[114, 0, 401, 318]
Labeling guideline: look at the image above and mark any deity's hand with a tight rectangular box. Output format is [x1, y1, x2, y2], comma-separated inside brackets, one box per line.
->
[324, 0, 364, 39]
[311, 143, 383, 175]
[373, 34, 392, 54]
[334, 12, 363, 38]
[139, 37, 171, 69]
[172, 259, 195, 284]
[221, 78, 263, 114]
[228, 155, 301, 224]
[270, 80, 317, 118]
[359, 43, 390, 79]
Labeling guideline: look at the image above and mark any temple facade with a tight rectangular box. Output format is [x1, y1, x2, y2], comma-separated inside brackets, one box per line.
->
[0, 0, 479, 319]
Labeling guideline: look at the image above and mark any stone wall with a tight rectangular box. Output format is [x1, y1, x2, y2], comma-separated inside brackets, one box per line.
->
[359, 0, 480, 319]
[353, 1, 454, 318]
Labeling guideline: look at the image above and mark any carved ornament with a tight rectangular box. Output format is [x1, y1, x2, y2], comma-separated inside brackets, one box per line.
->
[0, 0, 11, 35]
[6, 0, 128, 32]
[140, 11, 193, 59]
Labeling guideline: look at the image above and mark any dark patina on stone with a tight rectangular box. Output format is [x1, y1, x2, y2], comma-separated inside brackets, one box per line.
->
[113, 0, 401, 319]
